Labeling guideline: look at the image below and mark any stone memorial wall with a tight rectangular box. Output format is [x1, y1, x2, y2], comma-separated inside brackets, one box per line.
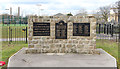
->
[27, 16, 96, 54]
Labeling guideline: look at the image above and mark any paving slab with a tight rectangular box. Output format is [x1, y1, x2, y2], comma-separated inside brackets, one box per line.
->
[8, 48, 117, 67]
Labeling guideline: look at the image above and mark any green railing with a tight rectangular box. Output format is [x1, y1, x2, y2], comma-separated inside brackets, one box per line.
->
[1, 15, 28, 26]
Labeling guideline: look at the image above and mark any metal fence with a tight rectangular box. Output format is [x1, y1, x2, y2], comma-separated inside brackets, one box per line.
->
[2, 25, 28, 44]
[1, 16, 28, 44]
[96, 23, 120, 42]
[1, 16, 120, 43]
[1, 15, 28, 26]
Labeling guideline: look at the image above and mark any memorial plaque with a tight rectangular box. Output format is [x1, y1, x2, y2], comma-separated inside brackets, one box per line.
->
[73, 23, 90, 36]
[33, 22, 50, 36]
[55, 20, 67, 39]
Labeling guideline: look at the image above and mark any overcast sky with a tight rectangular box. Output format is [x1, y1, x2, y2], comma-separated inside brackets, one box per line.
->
[0, 0, 119, 16]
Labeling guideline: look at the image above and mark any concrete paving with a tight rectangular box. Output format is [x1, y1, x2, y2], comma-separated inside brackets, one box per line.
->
[8, 48, 117, 67]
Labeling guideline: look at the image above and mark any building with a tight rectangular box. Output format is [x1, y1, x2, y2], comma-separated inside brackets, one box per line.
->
[108, 8, 118, 23]
[75, 13, 95, 18]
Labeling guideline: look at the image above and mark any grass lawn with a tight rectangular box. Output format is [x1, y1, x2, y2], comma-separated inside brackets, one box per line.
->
[1, 41, 28, 69]
[96, 39, 119, 69]
[1, 40, 119, 69]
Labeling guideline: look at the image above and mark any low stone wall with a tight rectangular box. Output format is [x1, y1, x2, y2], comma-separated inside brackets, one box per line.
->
[27, 16, 96, 54]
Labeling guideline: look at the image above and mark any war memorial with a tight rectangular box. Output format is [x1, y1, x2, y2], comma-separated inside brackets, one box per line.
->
[8, 16, 117, 69]
[26, 16, 96, 54]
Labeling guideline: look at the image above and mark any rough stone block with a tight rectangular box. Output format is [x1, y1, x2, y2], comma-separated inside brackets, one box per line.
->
[73, 40, 78, 43]
[29, 45, 34, 48]
[33, 40, 38, 44]
[28, 37, 32, 40]
[28, 17, 96, 54]
[66, 44, 72, 48]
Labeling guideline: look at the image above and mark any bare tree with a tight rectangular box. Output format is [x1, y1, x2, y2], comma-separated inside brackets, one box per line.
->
[109, 1, 120, 23]
[98, 6, 110, 22]
[75, 8, 87, 17]
[111, 1, 118, 13]
[94, 11, 103, 24]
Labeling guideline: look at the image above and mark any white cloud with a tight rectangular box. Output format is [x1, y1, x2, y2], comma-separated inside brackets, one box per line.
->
[0, 0, 119, 15]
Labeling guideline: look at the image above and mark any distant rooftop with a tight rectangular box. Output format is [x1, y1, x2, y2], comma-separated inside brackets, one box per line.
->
[53, 13, 66, 16]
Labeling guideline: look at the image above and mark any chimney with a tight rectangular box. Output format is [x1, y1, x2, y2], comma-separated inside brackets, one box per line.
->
[10, 7, 12, 15]
[18, 7, 20, 17]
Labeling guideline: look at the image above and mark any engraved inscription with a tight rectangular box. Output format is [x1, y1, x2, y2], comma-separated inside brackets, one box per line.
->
[55, 20, 67, 39]
[33, 22, 50, 36]
[73, 23, 90, 36]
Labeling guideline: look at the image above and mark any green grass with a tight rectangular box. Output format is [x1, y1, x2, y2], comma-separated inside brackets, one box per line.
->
[1, 40, 119, 69]
[2, 26, 28, 38]
[96, 39, 118, 58]
[1, 41, 28, 69]
[96, 39, 119, 69]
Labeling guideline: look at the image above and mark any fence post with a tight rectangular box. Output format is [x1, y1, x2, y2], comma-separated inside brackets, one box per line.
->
[2, 15, 4, 26]
[15, 28, 16, 43]
[26, 17, 28, 25]
[26, 27, 27, 43]
[11, 15, 12, 24]
[104, 24, 106, 34]
[99, 24, 101, 34]
[10, 29, 12, 42]
[111, 25, 113, 37]
[9, 27, 10, 44]
[8, 16, 10, 26]
[107, 24, 109, 34]
[110, 24, 111, 34]
[19, 17, 21, 26]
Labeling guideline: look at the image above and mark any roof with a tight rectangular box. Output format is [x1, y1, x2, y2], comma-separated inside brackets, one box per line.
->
[75, 13, 85, 16]
[53, 13, 65, 16]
